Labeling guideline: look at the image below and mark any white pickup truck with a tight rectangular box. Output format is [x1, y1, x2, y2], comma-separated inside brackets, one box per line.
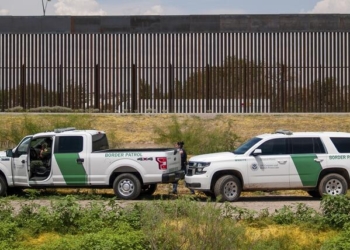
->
[185, 130, 350, 201]
[0, 128, 184, 199]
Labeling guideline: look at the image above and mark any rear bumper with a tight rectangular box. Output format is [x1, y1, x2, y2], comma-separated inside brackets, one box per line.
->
[162, 170, 185, 183]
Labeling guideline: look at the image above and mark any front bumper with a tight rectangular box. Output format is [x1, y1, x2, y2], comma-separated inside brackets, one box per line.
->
[162, 170, 185, 183]
[185, 175, 211, 190]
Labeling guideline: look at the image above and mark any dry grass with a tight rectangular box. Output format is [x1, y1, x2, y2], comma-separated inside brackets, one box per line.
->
[95, 113, 350, 146]
[2, 113, 350, 148]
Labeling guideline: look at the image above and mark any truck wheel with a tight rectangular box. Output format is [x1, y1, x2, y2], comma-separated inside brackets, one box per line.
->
[113, 174, 141, 200]
[0, 176, 8, 196]
[214, 175, 241, 202]
[318, 173, 348, 197]
[141, 184, 158, 195]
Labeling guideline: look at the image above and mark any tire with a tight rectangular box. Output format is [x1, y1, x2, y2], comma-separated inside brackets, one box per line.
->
[306, 190, 321, 198]
[113, 173, 141, 200]
[214, 175, 242, 202]
[0, 175, 8, 196]
[141, 184, 158, 195]
[318, 173, 348, 197]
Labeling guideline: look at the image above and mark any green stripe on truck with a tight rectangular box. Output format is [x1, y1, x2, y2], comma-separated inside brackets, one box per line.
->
[291, 154, 322, 186]
[54, 153, 87, 185]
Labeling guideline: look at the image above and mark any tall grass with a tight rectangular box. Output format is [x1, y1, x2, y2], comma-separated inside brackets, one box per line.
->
[153, 116, 240, 155]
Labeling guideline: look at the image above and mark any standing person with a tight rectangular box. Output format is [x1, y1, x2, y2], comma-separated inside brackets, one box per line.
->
[172, 141, 195, 194]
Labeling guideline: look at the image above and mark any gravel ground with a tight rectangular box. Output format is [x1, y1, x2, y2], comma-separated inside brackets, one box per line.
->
[7, 194, 322, 215]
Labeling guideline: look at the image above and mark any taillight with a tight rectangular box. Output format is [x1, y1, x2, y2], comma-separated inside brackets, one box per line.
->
[156, 157, 167, 170]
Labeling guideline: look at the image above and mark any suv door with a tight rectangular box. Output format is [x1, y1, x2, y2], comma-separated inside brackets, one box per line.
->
[289, 137, 327, 188]
[246, 138, 290, 188]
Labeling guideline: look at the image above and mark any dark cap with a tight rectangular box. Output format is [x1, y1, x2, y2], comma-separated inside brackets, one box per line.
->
[177, 141, 185, 147]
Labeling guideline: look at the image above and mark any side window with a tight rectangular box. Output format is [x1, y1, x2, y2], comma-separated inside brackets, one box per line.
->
[290, 138, 326, 154]
[92, 134, 109, 151]
[56, 136, 83, 153]
[258, 138, 287, 155]
[330, 137, 350, 153]
[314, 138, 326, 153]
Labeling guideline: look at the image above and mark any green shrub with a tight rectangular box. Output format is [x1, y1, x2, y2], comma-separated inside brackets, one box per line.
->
[0, 200, 14, 222]
[322, 222, 350, 250]
[139, 198, 245, 250]
[321, 195, 350, 228]
[273, 205, 298, 224]
[153, 116, 240, 155]
[272, 203, 322, 226]
[36, 228, 148, 250]
[28, 106, 73, 113]
[50, 196, 83, 233]
[5, 106, 24, 112]
[0, 222, 18, 242]
[222, 203, 257, 222]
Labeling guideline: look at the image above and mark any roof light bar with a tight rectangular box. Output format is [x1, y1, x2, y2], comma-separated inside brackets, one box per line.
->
[54, 127, 76, 133]
[275, 129, 293, 135]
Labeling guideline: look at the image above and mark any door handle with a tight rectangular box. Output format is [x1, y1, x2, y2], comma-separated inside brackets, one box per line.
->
[314, 159, 323, 163]
[278, 160, 287, 164]
[21, 160, 25, 164]
[77, 158, 84, 164]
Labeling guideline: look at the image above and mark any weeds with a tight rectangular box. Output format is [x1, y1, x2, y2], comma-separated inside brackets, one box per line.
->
[153, 116, 240, 155]
[0, 195, 349, 249]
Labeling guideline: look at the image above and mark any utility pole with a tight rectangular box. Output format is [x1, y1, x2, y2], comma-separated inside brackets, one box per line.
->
[42, 0, 51, 16]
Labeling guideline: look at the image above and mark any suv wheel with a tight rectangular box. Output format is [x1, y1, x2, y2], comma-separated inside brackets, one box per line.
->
[318, 173, 348, 196]
[214, 175, 241, 202]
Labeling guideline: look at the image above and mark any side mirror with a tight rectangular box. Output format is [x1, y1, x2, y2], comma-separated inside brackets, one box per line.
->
[252, 149, 262, 156]
[6, 149, 13, 157]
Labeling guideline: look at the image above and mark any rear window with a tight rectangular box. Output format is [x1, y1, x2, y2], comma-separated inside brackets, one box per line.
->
[92, 133, 109, 151]
[330, 137, 350, 153]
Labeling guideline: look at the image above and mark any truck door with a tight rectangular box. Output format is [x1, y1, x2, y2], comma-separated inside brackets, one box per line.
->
[52, 135, 89, 185]
[12, 136, 32, 186]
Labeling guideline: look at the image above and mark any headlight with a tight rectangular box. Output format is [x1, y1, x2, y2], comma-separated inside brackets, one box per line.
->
[189, 162, 211, 174]
[189, 162, 211, 167]
[197, 162, 211, 168]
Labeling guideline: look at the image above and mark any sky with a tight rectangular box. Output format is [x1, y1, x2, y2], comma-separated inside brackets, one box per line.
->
[0, 0, 349, 16]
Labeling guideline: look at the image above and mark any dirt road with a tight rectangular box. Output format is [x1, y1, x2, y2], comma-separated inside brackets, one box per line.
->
[224, 195, 322, 213]
[7, 194, 323, 215]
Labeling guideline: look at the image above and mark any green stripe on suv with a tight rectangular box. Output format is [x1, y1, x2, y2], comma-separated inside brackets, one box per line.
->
[291, 154, 322, 186]
[54, 153, 87, 185]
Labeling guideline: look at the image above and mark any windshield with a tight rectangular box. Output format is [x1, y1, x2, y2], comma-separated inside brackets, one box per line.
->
[233, 137, 262, 154]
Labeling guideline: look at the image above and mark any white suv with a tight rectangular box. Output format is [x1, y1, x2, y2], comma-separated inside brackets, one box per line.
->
[185, 130, 350, 201]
